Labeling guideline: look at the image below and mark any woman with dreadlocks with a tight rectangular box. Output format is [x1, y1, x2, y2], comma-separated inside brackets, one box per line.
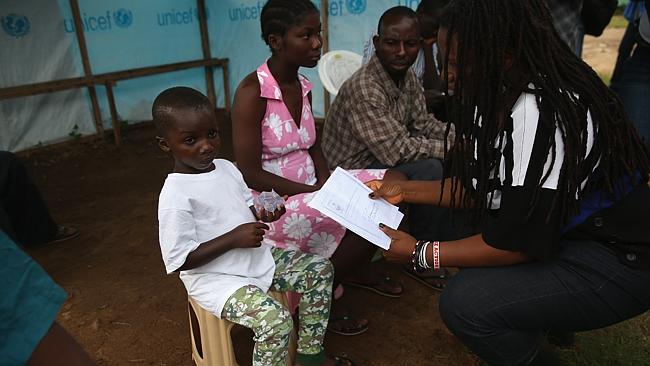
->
[368, 0, 650, 364]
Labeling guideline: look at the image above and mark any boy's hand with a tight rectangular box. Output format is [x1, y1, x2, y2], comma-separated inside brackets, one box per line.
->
[230, 222, 269, 248]
[253, 195, 288, 223]
[258, 204, 286, 222]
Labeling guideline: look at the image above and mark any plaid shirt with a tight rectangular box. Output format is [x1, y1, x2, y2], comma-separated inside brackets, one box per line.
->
[322, 55, 454, 170]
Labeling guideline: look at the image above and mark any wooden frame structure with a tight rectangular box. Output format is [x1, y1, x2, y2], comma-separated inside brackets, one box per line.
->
[0, 0, 229, 147]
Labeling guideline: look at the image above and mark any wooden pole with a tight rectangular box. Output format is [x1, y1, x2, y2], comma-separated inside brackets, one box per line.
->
[105, 82, 121, 146]
[197, 0, 217, 108]
[0, 58, 228, 101]
[321, 0, 330, 117]
[222, 62, 231, 112]
[69, 0, 105, 137]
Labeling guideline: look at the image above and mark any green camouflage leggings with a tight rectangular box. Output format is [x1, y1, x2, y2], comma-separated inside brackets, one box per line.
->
[221, 247, 333, 366]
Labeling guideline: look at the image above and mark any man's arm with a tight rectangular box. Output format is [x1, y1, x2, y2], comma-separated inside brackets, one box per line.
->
[408, 79, 455, 144]
[349, 86, 449, 165]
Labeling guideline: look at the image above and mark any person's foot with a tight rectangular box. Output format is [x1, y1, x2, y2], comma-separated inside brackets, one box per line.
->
[46, 225, 79, 245]
[547, 330, 575, 348]
[344, 271, 403, 298]
[327, 303, 368, 336]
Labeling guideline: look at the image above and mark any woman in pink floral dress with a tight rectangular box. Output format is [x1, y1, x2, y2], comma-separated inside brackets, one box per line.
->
[232, 0, 405, 336]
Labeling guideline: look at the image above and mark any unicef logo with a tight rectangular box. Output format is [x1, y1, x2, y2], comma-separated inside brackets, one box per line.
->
[112, 8, 133, 28]
[1, 13, 30, 37]
[345, 0, 366, 15]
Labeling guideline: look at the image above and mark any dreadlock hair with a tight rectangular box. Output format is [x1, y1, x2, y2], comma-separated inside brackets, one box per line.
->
[439, 0, 649, 227]
[377, 6, 418, 35]
[260, 0, 319, 50]
[152, 86, 212, 137]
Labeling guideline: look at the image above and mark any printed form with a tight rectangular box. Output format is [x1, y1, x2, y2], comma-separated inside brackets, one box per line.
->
[308, 167, 403, 249]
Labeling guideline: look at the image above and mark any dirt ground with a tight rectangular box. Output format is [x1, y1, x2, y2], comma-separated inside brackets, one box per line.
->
[582, 28, 625, 78]
[17, 28, 626, 366]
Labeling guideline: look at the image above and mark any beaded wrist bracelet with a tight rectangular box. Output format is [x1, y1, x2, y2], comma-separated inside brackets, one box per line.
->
[412, 240, 426, 273]
[412, 240, 442, 272]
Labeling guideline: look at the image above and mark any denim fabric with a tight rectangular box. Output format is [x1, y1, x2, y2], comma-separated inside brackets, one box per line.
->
[611, 46, 650, 152]
[439, 239, 650, 366]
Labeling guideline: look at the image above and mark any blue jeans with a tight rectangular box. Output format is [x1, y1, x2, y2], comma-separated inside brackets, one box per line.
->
[611, 46, 650, 152]
[439, 239, 650, 366]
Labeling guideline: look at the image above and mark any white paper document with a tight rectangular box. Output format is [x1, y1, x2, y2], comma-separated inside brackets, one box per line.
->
[307, 167, 403, 249]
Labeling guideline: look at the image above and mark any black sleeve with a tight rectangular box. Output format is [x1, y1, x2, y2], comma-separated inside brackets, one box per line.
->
[482, 187, 563, 259]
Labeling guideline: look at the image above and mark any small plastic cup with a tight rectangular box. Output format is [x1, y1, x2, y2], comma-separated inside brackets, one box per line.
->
[255, 189, 285, 215]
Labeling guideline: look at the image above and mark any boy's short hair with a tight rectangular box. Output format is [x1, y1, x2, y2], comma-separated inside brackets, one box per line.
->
[152, 86, 212, 136]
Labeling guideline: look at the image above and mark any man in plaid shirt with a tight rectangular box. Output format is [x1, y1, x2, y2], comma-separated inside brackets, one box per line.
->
[322, 6, 454, 243]
[322, 7, 453, 182]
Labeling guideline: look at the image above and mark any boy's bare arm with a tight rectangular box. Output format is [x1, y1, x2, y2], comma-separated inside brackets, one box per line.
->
[177, 222, 269, 271]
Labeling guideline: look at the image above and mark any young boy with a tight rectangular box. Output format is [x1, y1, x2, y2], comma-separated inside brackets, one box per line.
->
[153, 87, 344, 366]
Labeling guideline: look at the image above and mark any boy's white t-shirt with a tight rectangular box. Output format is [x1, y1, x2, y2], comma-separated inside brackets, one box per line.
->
[157, 159, 276, 317]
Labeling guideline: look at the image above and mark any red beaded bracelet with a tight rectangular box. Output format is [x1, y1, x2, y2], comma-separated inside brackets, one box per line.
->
[432, 241, 440, 270]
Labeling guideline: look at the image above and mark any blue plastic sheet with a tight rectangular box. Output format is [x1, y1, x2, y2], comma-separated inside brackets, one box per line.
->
[1, 0, 419, 151]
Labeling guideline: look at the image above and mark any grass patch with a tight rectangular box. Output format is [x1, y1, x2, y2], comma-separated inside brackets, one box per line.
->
[599, 72, 612, 86]
[554, 313, 650, 366]
[609, 15, 629, 29]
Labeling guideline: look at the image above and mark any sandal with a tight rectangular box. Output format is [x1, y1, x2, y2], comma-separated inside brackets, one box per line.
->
[331, 355, 356, 366]
[344, 274, 403, 298]
[327, 313, 369, 336]
[46, 225, 80, 245]
[402, 265, 449, 292]
[296, 354, 356, 366]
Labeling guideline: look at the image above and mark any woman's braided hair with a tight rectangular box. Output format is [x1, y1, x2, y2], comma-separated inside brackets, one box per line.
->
[440, 0, 649, 225]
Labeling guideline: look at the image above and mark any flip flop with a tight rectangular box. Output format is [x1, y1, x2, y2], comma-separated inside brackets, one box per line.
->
[46, 225, 80, 245]
[402, 265, 449, 292]
[332, 355, 356, 366]
[327, 314, 369, 336]
[344, 275, 403, 298]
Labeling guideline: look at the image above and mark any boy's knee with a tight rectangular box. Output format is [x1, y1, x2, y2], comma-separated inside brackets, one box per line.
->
[268, 306, 293, 339]
[304, 255, 334, 283]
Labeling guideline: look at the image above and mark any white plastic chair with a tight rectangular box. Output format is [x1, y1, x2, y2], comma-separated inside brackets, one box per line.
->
[318, 50, 363, 96]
